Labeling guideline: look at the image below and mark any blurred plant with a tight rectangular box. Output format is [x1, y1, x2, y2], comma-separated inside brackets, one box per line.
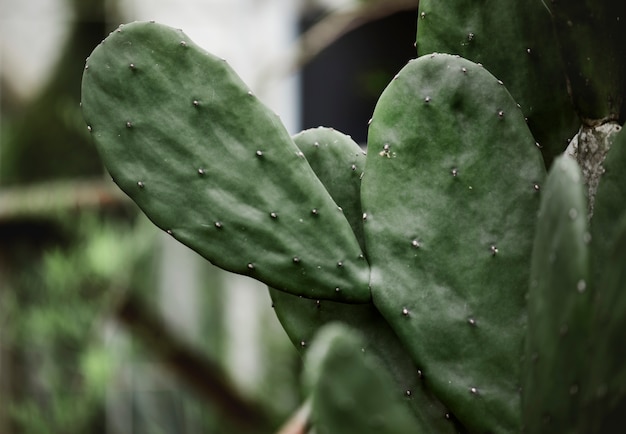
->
[2, 212, 157, 434]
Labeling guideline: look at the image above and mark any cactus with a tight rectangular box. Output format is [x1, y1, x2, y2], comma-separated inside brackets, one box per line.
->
[416, 0, 579, 165]
[522, 155, 591, 432]
[583, 215, 626, 433]
[270, 127, 457, 433]
[545, 1, 626, 121]
[81, 22, 370, 303]
[302, 323, 418, 434]
[80, 2, 626, 432]
[361, 53, 545, 433]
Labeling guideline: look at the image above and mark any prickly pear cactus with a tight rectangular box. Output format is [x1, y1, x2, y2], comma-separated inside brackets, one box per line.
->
[416, 0, 579, 164]
[302, 323, 418, 434]
[80, 2, 626, 431]
[523, 131, 626, 432]
[81, 22, 370, 303]
[523, 155, 591, 433]
[546, 0, 626, 121]
[270, 127, 458, 433]
[361, 53, 545, 433]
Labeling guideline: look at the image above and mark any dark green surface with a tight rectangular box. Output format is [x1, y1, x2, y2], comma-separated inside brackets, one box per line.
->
[584, 216, 626, 433]
[303, 324, 418, 434]
[547, 0, 626, 121]
[81, 22, 370, 302]
[523, 155, 591, 433]
[361, 53, 545, 433]
[270, 128, 459, 433]
[416, 0, 579, 166]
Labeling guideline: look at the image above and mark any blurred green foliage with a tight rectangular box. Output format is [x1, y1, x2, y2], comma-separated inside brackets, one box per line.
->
[2, 212, 158, 433]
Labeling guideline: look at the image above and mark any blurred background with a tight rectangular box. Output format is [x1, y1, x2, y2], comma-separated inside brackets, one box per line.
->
[0, 0, 416, 432]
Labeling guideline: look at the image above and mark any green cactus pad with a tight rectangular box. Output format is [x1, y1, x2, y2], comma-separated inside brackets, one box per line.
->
[289, 127, 367, 250]
[546, 1, 626, 121]
[302, 324, 418, 434]
[583, 215, 626, 432]
[522, 155, 591, 433]
[270, 127, 459, 433]
[81, 22, 370, 302]
[416, 0, 579, 165]
[361, 53, 545, 433]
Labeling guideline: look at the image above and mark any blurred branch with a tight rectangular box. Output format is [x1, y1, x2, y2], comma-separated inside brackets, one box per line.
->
[275, 401, 311, 434]
[295, 0, 418, 70]
[256, 0, 418, 89]
[113, 292, 274, 433]
[0, 179, 130, 222]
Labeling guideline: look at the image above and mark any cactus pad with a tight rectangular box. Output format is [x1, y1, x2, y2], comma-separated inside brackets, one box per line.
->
[81, 22, 370, 302]
[302, 324, 418, 434]
[522, 155, 591, 433]
[361, 53, 545, 433]
[270, 127, 459, 433]
[546, 0, 626, 120]
[416, 0, 579, 164]
[584, 216, 626, 432]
